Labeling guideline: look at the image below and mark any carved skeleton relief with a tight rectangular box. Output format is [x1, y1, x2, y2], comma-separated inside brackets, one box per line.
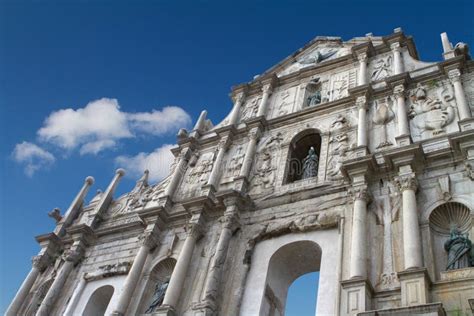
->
[409, 82, 457, 139]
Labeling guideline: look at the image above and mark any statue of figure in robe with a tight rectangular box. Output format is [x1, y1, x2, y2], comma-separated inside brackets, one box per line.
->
[302, 147, 319, 179]
[145, 279, 170, 313]
[444, 227, 473, 270]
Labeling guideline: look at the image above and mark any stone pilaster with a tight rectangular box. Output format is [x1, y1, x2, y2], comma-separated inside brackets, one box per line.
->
[112, 225, 160, 316]
[449, 69, 472, 123]
[207, 137, 230, 188]
[239, 127, 260, 178]
[228, 90, 246, 126]
[356, 96, 368, 148]
[257, 83, 273, 117]
[357, 53, 368, 86]
[395, 171, 423, 270]
[158, 212, 205, 315]
[393, 84, 412, 145]
[165, 147, 191, 198]
[391, 42, 404, 75]
[349, 185, 370, 279]
[36, 245, 85, 316]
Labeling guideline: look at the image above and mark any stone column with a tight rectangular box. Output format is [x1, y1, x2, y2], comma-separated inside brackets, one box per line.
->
[358, 53, 368, 86]
[228, 91, 246, 126]
[207, 138, 229, 188]
[449, 69, 471, 120]
[63, 274, 87, 316]
[394, 84, 410, 137]
[36, 248, 83, 316]
[202, 207, 239, 308]
[112, 228, 159, 316]
[161, 216, 203, 309]
[349, 186, 369, 279]
[396, 172, 423, 269]
[391, 42, 404, 75]
[257, 84, 273, 117]
[165, 148, 190, 197]
[240, 128, 260, 178]
[356, 96, 368, 147]
[5, 256, 48, 316]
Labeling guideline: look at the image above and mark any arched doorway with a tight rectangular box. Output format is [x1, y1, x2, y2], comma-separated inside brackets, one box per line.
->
[82, 285, 114, 316]
[260, 241, 321, 316]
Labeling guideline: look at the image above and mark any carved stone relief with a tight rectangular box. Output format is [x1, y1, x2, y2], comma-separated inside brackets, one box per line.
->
[326, 114, 354, 180]
[408, 82, 457, 139]
[175, 150, 216, 199]
[240, 97, 260, 122]
[271, 87, 297, 118]
[328, 70, 356, 102]
[222, 144, 246, 181]
[370, 55, 393, 81]
[371, 98, 395, 149]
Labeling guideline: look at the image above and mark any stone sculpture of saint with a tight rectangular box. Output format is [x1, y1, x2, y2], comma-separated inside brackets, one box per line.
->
[145, 279, 170, 313]
[444, 227, 473, 270]
[307, 90, 322, 106]
[302, 147, 319, 179]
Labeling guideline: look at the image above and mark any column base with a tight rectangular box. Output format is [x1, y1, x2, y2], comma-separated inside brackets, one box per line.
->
[340, 277, 373, 315]
[397, 268, 431, 307]
[232, 176, 249, 192]
[151, 305, 176, 316]
[352, 146, 369, 158]
[192, 300, 216, 316]
[458, 117, 474, 132]
[395, 134, 412, 147]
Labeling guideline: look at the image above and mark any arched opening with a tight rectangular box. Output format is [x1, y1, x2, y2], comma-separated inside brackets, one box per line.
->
[285, 130, 321, 183]
[82, 285, 114, 316]
[142, 257, 176, 314]
[285, 272, 319, 316]
[428, 202, 472, 277]
[260, 240, 321, 316]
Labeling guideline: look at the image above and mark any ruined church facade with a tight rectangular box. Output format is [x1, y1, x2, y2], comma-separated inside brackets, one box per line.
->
[7, 29, 474, 316]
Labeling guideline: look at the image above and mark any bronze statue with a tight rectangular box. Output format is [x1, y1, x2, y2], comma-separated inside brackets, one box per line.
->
[444, 227, 473, 270]
[145, 279, 170, 313]
[302, 147, 319, 179]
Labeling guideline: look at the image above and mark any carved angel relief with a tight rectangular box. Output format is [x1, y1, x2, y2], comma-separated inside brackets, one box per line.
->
[409, 82, 456, 137]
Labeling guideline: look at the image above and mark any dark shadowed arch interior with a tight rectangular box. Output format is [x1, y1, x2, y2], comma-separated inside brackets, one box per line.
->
[261, 240, 322, 316]
[285, 130, 321, 183]
[82, 285, 114, 316]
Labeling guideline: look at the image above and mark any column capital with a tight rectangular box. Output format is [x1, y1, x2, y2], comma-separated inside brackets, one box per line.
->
[139, 226, 160, 250]
[390, 42, 402, 52]
[393, 84, 406, 98]
[32, 255, 50, 272]
[262, 83, 273, 94]
[349, 185, 371, 202]
[217, 137, 231, 151]
[448, 68, 462, 82]
[357, 52, 368, 62]
[232, 90, 246, 104]
[248, 127, 261, 141]
[356, 96, 368, 110]
[395, 173, 418, 192]
[187, 222, 204, 239]
[222, 210, 240, 231]
[63, 247, 84, 264]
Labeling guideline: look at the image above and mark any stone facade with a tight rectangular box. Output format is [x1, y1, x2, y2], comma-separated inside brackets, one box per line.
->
[7, 29, 474, 316]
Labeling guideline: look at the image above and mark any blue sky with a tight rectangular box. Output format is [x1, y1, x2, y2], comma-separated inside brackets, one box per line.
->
[0, 0, 472, 314]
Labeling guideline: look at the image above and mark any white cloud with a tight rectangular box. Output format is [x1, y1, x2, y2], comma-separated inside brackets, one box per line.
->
[128, 106, 191, 135]
[12, 141, 56, 176]
[37, 98, 191, 155]
[115, 144, 175, 182]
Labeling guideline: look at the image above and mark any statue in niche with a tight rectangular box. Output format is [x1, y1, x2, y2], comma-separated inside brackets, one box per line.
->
[145, 278, 170, 313]
[302, 147, 319, 179]
[306, 78, 322, 107]
[445, 227, 473, 270]
[409, 83, 455, 135]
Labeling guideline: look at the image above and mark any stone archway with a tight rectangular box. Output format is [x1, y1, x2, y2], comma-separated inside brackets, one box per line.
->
[262, 240, 321, 316]
[82, 285, 114, 316]
[240, 229, 340, 316]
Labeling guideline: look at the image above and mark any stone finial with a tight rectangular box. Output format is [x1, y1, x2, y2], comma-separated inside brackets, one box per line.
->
[394, 27, 402, 33]
[85, 176, 95, 185]
[441, 32, 453, 53]
[116, 168, 126, 177]
[48, 208, 62, 223]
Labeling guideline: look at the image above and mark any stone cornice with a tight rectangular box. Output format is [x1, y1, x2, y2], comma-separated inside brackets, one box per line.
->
[66, 224, 96, 246]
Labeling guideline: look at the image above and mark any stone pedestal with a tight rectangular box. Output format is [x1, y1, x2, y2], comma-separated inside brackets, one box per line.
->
[458, 117, 474, 132]
[152, 305, 176, 316]
[395, 135, 412, 147]
[358, 302, 445, 316]
[340, 278, 373, 315]
[398, 268, 430, 307]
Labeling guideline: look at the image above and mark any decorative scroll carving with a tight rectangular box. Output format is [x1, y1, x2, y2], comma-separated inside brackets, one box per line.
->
[409, 83, 456, 135]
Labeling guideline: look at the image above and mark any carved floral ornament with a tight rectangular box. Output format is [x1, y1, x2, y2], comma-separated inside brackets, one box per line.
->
[348, 185, 371, 202]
